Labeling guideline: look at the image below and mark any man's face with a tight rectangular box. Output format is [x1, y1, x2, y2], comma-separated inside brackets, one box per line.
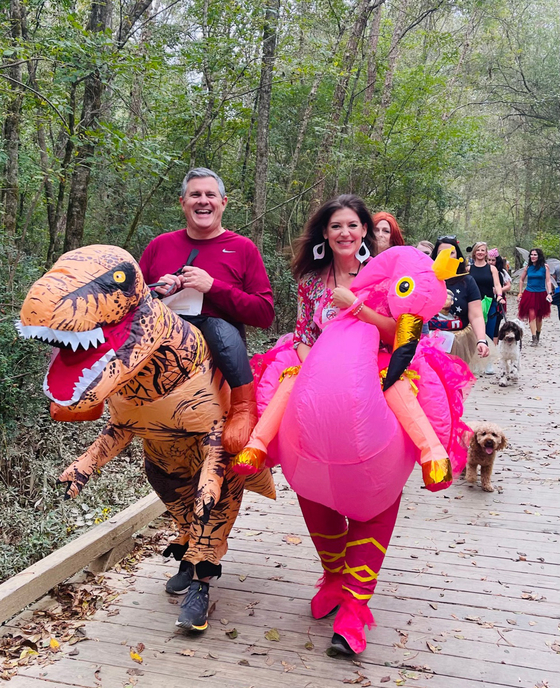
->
[180, 177, 227, 238]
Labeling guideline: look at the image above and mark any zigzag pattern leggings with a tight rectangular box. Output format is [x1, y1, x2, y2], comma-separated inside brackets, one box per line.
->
[298, 493, 402, 601]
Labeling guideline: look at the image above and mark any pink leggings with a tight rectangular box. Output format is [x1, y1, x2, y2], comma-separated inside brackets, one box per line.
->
[298, 493, 402, 601]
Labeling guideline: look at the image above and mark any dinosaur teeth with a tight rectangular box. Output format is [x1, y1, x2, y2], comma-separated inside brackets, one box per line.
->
[44, 349, 116, 406]
[15, 322, 106, 350]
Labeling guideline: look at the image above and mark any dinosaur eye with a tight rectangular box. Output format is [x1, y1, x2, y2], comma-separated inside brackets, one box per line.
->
[395, 277, 415, 297]
[113, 271, 126, 283]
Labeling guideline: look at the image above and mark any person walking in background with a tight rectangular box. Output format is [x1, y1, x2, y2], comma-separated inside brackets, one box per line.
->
[469, 242, 505, 372]
[428, 237, 489, 365]
[517, 248, 553, 345]
[416, 240, 434, 255]
[372, 212, 405, 253]
[551, 260, 560, 321]
[488, 248, 511, 344]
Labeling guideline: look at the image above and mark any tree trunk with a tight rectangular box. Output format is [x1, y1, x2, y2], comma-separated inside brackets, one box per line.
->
[371, 0, 408, 142]
[2, 0, 24, 238]
[64, 0, 113, 253]
[311, 0, 383, 210]
[252, 0, 280, 252]
[361, 2, 383, 131]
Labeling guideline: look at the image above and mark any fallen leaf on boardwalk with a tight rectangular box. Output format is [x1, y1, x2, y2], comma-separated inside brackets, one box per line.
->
[427, 642, 441, 653]
[380, 677, 391, 684]
[282, 660, 295, 672]
[207, 652, 219, 659]
[343, 670, 369, 683]
[283, 535, 302, 545]
[266, 655, 275, 666]
[305, 641, 314, 651]
[199, 670, 216, 677]
[135, 642, 145, 654]
[551, 643, 560, 653]
[220, 618, 229, 625]
[249, 646, 268, 655]
[429, 603, 438, 610]
[208, 601, 217, 616]
[238, 659, 250, 666]
[49, 638, 60, 652]
[129, 649, 143, 664]
[506, 619, 517, 625]
[265, 628, 280, 641]
[127, 668, 144, 677]
[177, 648, 195, 656]
[225, 628, 238, 639]
[239, 575, 247, 582]
[465, 615, 481, 622]
[94, 668, 101, 682]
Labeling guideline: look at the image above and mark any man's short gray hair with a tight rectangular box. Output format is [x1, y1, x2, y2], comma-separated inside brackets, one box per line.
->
[181, 168, 226, 199]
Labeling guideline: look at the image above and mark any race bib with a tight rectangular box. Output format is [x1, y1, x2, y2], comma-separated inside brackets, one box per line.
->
[162, 288, 204, 316]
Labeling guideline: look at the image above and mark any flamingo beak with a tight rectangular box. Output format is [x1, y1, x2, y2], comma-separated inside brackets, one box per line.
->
[382, 313, 423, 391]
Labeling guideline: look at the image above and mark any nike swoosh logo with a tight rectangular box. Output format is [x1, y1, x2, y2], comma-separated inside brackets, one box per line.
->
[222, 249, 236, 253]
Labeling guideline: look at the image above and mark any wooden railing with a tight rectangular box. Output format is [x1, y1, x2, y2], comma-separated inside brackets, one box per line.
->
[0, 492, 165, 625]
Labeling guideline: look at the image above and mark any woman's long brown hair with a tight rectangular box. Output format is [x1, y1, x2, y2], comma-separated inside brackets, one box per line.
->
[292, 195, 376, 280]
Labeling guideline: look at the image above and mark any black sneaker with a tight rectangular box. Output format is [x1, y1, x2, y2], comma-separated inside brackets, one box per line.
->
[330, 632, 354, 655]
[165, 560, 194, 595]
[175, 580, 210, 631]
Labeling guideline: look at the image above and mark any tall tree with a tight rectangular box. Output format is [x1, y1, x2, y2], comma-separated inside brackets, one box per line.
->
[252, 0, 281, 251]
[2, 0, 25, 238]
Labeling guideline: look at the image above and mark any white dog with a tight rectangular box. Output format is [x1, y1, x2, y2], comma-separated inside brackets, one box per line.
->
[497, 320, 523, 387]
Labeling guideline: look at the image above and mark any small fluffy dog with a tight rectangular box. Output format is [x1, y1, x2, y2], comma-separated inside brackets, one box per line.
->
[497, 320, 523, 387]
[466, 422, 507, 492]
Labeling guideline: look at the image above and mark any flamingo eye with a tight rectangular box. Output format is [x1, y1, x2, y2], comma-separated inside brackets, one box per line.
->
[395, 276, 415, 297]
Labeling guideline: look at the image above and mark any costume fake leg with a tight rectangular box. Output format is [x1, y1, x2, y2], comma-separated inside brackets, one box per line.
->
[195, 317, 257, 455]
[332, 494, 402, 654]
[232, 366, 301, 474]
[298, 495, 347, 619]
[384, 377, 452, 492]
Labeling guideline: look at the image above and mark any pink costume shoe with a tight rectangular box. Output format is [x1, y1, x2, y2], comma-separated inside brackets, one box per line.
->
[331, 593, 375, 654]
[310, 572, 344, 620]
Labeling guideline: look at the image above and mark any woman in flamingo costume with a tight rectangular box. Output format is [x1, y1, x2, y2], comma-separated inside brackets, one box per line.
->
[233, 197, 474, 654]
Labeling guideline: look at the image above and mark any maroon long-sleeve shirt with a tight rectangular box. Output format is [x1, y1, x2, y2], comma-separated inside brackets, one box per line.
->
[139, 228, 274, 329]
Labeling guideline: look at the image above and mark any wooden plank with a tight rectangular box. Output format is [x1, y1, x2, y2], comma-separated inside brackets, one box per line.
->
[0, 492, 165, 624]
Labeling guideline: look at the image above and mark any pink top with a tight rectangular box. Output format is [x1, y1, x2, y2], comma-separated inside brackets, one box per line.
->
[139, 229, 274, 329]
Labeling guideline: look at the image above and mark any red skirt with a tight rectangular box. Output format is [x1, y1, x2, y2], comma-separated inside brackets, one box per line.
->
[518, 290, 551, 320]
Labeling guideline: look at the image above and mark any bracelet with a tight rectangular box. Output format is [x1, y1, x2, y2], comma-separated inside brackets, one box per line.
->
[352, 302, 364, 316]
[476, 339, 488, 346]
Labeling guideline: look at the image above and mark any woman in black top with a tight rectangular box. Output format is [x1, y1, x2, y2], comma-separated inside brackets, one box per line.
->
[469, 242, 505, 341]
[429, 237, 489, 365]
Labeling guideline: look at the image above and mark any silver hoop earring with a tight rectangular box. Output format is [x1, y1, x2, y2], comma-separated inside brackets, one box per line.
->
[355, 241, 370, 263]
[313, 241, 326, 261]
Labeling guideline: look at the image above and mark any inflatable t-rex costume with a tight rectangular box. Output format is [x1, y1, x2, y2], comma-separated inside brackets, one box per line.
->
[17, 245, 275, 580]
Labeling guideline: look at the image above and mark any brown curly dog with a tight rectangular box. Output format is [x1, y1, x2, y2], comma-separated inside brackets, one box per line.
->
[465, 422, 507, 492]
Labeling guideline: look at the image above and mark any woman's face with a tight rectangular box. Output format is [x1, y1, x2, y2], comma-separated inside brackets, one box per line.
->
[374, 220, 392, 253]
[530, 250, 538, 263]
[474, 244, 487, 261]
[437, 242, 457, 259]
[324, 208, 366, 260]
[488, 255, 496, 266]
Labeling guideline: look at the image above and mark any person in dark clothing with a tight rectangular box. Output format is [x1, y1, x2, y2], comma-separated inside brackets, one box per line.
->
[428, 237, 489, 367]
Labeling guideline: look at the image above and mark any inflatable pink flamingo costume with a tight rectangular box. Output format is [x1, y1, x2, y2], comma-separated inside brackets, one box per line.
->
[234, 247, 474, 653]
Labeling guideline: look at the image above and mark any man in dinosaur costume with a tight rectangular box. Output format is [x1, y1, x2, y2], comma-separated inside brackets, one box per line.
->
[17, 245, 276, 632]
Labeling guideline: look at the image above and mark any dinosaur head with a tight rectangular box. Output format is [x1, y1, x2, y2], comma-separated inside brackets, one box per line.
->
[351, 246, 461, 389]
[17, 245, 163, 409]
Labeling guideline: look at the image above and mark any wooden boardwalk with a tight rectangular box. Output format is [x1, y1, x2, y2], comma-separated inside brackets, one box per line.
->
[3, 314, 560, 687]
